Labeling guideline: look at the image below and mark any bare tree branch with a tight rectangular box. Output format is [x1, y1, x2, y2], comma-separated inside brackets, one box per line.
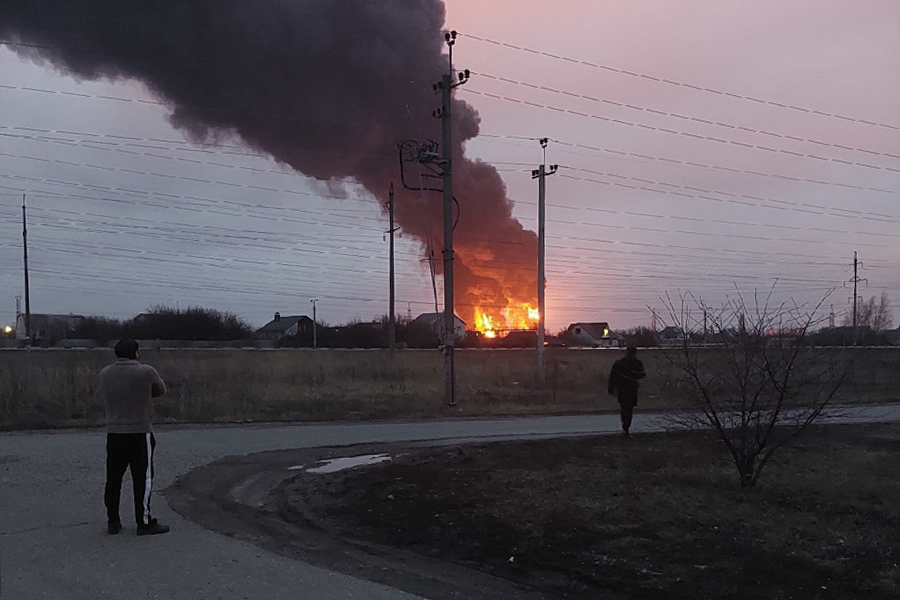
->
[660, 287, 853, 487]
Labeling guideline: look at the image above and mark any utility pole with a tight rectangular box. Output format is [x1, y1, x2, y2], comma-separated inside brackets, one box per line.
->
[310, 298, 318, 349]
[435, 31, 469, 407]
[395, 30, 468, 407]
[531, 138, 557, 384]
[22, 194, 31, 343]
[845, 251, 867, 327]
[386, 183, 398, 355]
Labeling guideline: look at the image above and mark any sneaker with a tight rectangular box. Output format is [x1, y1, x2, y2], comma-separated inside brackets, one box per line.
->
[107, 521, 122, 535]
[136, 519, 170, 536]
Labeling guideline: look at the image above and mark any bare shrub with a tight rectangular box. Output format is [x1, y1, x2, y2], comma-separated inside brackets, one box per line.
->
[660, 288, 853, 487]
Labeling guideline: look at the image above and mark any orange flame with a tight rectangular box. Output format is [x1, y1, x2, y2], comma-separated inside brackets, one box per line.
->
[474, 302, 540, 338]
[476, 310, 498, 338]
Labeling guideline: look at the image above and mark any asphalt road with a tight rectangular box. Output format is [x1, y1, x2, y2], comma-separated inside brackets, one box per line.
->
[2, 405, 899, 600]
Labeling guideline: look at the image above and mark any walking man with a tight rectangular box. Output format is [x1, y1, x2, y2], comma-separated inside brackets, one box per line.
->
[607, 346, 646, 438]
[100, 338, 170, 535]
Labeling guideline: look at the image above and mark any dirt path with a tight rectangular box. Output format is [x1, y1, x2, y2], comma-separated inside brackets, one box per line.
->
[167, 410, 900, 599]
[167, 441, 568, 600]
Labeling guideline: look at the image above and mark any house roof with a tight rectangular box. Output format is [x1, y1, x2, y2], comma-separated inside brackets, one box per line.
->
[412, 313, 465, 326]
[257, 315, 309, 333]
[568, 322, 612, 339]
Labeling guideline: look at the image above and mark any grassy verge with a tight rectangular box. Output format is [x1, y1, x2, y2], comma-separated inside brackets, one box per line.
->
[282, 423, 900, 599]
[1, 347, 897, 430]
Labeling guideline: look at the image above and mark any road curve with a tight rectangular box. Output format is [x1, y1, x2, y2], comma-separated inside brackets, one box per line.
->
[2, 405, 898, 599]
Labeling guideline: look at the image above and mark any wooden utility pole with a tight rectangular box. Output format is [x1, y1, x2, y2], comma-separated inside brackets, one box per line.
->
[310, 298, 318, 349]
[22, 194, 31, 342]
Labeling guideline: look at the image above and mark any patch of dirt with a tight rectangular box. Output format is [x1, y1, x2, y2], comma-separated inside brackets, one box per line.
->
[168, 424, 900, 600]
[166, 442, 557, 600]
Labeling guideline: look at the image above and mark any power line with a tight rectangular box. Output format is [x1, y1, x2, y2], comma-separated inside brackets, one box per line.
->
[0, 82, 378, 130]
[9, 122, 899, 229]
[459, 32, 900, 133]
[473, 71, 900, 165]
[0, 126, 396, 165]
[4, 88, 898, 227]
[5, 175, 899, 269]
[477, 132, 900, 199]
[557, 165, 900, 226]
[461, 87, 900, 175]
[5, 216, 880, 295]
[4, 135, 899, 250]
[3, 177, 898, 275]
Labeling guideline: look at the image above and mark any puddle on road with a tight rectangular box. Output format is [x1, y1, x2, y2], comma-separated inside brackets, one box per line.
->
[289, 453, 392, 474]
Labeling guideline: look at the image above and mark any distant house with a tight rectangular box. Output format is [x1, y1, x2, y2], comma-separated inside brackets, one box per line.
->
[658, 326, 687, 347]
[564, 322, 623, 348]
[15, 313, 85, 341]
[410, 312, 466, 342]
[256, 312, 314, 341]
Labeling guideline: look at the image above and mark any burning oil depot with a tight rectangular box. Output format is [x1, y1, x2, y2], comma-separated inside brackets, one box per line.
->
[468, 305, 541, 348]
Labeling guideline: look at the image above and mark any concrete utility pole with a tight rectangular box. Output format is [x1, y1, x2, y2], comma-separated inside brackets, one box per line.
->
[435, 31, 469, 407]
[395, 30, 468, 407]
[531, 139, 557, 384]
[386, 183, 397, 355]
[22, 194, 31, 343]
[310, 298, 318, 349]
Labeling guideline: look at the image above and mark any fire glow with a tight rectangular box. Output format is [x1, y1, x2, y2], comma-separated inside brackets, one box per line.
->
[474, 303, 540, 338]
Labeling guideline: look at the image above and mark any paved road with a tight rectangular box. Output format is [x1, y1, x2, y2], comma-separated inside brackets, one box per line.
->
[2, 405, 899, 599]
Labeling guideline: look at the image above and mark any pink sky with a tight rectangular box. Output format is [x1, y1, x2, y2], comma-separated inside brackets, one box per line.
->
[0, 0, 898, 332]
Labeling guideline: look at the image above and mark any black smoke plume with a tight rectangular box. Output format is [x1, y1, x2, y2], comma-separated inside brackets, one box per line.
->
[0, 0, 538, 327]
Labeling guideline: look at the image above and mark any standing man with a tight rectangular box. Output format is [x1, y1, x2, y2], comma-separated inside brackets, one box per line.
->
[607, 346, 646, 438]
[100, 338, 170, 535]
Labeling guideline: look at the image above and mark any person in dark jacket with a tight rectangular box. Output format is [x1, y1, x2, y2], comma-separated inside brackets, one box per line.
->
[607, 346, 646, 437]
[99, 338, 169, 536]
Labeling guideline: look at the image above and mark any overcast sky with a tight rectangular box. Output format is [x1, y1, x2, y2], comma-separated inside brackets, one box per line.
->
[1, 0, 898, 333]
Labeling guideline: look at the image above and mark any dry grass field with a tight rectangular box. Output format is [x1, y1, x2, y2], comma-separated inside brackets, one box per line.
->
[0, 347, 897, 430]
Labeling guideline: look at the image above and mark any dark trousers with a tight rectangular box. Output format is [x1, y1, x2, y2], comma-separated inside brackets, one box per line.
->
[618, 400, 636, 432]
[105, 433, 156, 526]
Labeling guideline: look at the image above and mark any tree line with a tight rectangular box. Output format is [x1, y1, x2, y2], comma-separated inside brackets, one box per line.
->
[72, 305, 253, 342]
[56, 292, 897, 348]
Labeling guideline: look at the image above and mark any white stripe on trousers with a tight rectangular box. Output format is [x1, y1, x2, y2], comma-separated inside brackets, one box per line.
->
[142, 432, 153, 525]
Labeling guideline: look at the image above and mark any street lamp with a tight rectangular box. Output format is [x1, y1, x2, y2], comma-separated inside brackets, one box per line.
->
[310, 299, 318, 349]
